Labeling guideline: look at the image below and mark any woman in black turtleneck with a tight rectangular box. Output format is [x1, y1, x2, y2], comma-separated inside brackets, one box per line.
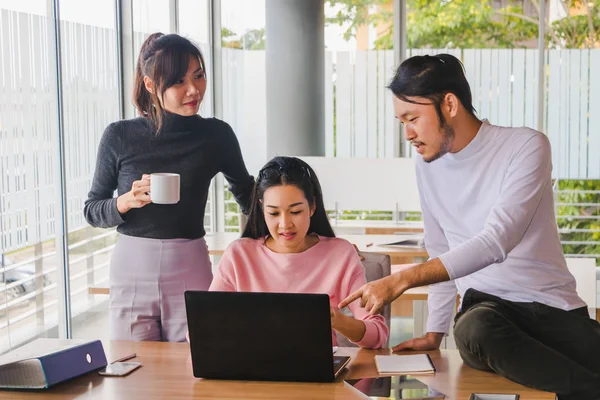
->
[84, 33, 254, 342]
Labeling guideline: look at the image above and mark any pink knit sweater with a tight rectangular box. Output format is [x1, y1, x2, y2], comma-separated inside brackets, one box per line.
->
[209, 236, 389, 349]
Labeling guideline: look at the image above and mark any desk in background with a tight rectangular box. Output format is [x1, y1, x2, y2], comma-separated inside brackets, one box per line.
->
[0, 341, 555, 400]
[330, 220, 424, 235]
[205, 232, 428, 263]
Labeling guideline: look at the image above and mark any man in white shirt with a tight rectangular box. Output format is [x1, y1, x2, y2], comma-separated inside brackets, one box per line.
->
[340, 54, 600, 400]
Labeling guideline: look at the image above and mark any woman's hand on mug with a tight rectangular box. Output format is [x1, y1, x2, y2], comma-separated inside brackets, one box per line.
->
[117, 174, 151, 214]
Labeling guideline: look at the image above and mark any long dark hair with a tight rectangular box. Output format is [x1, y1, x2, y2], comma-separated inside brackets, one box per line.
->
[242, 157, 336, 239]
[388, 54, 476, 124]
[133, 33, 206, 132]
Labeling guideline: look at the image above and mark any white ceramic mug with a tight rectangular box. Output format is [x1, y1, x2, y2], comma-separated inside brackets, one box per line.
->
[150, 173, 180, 204]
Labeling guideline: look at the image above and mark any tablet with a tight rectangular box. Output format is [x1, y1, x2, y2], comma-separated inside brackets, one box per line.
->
[346, 375, 445, 399]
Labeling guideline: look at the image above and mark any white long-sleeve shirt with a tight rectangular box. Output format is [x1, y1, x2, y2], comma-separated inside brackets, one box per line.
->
[417, 121, 586, 334]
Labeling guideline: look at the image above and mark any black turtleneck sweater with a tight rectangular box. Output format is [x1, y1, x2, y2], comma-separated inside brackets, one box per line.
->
[83, 113, 254, 239]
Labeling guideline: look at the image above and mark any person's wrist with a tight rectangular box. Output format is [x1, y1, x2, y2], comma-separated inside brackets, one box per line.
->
[331, 311, 344, 330]
[116, 194, 130, 214]
[425, 332, 444, 347]
[390, 272, 410, 298]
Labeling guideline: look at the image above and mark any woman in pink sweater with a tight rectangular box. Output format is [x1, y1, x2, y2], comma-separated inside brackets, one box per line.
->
[209, 156, 389, 349]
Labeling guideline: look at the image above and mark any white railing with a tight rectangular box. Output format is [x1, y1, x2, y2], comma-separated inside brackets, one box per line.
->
[555, 189, 600, 260]
[0, 228, 116, 353]
[222, 47, 600, 180]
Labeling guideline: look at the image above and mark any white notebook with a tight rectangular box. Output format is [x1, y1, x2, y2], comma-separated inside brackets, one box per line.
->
[374, 354, 436, 375]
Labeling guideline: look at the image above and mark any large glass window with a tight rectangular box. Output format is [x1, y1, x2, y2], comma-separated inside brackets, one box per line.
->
[0, 0, 222, 353]
[58, 0, 119, 340]
[0, 0, 60, 353]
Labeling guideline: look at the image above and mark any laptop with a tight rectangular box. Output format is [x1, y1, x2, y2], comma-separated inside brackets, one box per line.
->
[184, 291, 351, 382]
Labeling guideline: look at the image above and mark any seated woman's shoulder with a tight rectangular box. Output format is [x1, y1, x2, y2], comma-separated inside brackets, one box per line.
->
[226, 237, 263, 252]
[318, 237, 364, 274]
[319, 236, 356, 253]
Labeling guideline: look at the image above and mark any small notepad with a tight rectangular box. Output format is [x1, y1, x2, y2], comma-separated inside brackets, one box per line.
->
[375, 354, 436, 375]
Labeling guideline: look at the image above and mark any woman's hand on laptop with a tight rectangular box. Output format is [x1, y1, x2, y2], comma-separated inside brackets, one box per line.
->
[392, 332, 444, 352]
[330, 305, 367, 343]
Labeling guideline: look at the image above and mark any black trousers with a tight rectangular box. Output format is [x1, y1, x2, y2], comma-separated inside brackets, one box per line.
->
[453, 289, 600, 400]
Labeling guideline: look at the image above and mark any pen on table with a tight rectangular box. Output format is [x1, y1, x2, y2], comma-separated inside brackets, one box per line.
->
[111, 353, 137, 364]
[365, 242, 373, 247]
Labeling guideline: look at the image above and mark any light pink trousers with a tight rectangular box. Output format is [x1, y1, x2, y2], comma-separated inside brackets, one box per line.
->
[109, 234, 212, 342]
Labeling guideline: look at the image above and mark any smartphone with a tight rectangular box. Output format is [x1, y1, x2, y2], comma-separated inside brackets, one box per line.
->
[98, 361, 142, 377]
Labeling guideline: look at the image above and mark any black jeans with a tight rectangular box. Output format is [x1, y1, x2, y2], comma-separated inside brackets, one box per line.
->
[453, 289, 600, 400]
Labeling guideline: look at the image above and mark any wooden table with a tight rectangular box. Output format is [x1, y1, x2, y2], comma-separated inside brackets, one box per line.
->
[89, 233, 428, 295]
[0, 342, 554, 399]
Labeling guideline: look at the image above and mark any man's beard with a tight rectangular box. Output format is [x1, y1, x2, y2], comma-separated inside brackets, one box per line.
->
[423, 120, 455, 163]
